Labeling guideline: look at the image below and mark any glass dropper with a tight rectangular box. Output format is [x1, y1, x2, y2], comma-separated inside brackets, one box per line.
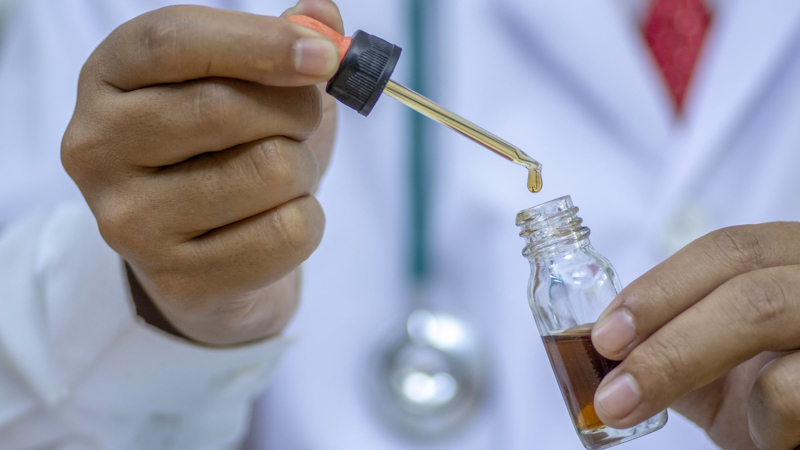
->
[383, 80, 542, 193]
[288, 14, 543, 193]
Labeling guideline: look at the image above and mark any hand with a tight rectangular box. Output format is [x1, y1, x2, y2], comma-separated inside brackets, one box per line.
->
[62, 0, 344, 346]
[591, 223, 800, 449]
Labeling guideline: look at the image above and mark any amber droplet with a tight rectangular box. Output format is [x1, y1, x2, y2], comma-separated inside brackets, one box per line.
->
[527, 168, 543, 193]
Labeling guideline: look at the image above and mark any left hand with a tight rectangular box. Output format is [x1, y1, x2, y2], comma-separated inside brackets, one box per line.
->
[590, 222, 800, 449]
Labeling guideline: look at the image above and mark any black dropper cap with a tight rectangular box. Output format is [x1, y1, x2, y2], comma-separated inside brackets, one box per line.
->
[326, 30, 402, 116]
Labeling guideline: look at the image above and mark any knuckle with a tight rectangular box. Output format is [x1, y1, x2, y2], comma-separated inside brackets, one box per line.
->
[633, 331, 695, 388]
[706, 226, 767, 271]
[95, 201, 137, 252]
[61, 123, 93, 177]
[649, 276, 675, 301]
[61, 120, 130, 192]
[728, 272, 791, 327]
[249, 138, 299, 190]
[754, 359, 800, 422]
[139, 7, 186, 71]
[61, 121, 108, 180]
[290, 86, 323, 139]
[191, 80, 234, 130]
[95, 195, 157, 255]
[629, 272, 685, 309]
[269, 198, 324, 257]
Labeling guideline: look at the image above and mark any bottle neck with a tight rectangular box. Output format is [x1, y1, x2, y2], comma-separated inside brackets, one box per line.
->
[516, 196, 591, 261]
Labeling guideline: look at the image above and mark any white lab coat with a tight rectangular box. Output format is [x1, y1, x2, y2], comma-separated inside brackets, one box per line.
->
[257, 0, 800, 449]
[1, 0, 799, 449]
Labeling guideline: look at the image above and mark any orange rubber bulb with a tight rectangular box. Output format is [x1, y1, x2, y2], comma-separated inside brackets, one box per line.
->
[288, 15, 352, 63]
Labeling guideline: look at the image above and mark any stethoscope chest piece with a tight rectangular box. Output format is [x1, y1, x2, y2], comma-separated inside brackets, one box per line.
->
[368, 309, 488, 437]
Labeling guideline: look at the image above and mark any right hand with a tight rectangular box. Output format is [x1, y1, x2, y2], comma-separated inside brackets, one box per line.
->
[61, 0, 344, 346]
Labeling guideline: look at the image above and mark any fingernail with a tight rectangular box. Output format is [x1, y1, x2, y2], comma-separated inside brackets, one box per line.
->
[294, 38, 339, 76]
[593, 309, 636, 355]
[595, 373, 641, 420]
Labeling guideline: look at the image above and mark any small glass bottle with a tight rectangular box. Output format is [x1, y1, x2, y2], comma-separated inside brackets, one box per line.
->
[516, 196, 666, 449]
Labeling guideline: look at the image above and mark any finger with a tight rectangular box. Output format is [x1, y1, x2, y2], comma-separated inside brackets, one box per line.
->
[84, 5, 341, 91]
[146, 137, 319, 238]
[749, 351, 800, 450]
[592, 223, 800, 360]
[280, 0, 343, 177]
[166, 269, 303, 345]
[592, 265, 800, 429]
[137, 195, 325, 306]
[280, 0, 345, 179]
[668, 351, 780, 447]
[305, 82, 339, 176]
[282, 0, 345, 35]
[101, 79, 322, 167]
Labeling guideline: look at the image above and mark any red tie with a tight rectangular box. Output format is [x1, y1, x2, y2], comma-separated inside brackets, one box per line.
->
[643, 0, 711, 115]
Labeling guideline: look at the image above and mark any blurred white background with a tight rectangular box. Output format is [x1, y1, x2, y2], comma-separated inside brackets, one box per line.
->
[0, 0, 19, 34]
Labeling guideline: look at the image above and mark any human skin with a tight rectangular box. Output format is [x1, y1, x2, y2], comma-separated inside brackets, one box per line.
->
[591, 223, 800, 449]
[62, 0, 343, 346]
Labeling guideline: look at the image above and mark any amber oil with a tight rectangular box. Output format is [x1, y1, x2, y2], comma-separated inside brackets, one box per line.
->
[383, 80, 543, 193]
[543, 324, 621, 433]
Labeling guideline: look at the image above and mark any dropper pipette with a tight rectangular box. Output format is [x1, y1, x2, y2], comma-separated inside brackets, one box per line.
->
[382, 80, 542, 193]
[288, 15, 543, 193]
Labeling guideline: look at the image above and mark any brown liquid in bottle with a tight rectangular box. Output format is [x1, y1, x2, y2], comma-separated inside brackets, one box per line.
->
[542, 324, 620, 432]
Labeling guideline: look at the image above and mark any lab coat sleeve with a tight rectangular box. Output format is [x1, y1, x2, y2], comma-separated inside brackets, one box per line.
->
[0, 202, 293, 445]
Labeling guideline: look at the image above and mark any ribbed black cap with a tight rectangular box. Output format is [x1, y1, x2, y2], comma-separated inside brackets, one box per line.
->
[326, 30, 402, 116]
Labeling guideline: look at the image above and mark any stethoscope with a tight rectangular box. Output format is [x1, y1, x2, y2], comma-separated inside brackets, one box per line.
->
[365, 0, 490, 437]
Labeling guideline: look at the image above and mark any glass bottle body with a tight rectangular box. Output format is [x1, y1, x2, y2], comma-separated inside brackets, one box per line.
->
[517, 196, 666, 449]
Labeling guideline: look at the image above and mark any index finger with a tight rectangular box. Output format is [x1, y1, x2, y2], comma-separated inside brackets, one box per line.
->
[593, 264, 800, 429]
[592, 223, 800, 360]
[84, 5, 341, 91]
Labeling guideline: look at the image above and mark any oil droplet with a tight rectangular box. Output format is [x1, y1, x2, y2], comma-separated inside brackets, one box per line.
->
[527, 169, 543, 193]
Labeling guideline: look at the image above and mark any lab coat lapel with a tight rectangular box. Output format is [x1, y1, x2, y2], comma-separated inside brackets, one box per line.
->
[493, 0, 673, 157]
[669, 0, 800, 192]
[650, 0, 800, 243]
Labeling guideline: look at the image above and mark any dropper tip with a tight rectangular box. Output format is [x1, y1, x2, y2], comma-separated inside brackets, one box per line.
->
[527, 169, 543, 193]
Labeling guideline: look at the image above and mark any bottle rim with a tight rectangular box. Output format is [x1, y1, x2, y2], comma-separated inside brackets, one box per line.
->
[516, 195, 590, 258]
[516, 195, 574, 228]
